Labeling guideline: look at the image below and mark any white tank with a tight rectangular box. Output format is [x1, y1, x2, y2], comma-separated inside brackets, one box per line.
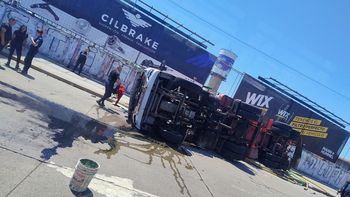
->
[211, 49, 237, 79]
[207, 49, 237, 93]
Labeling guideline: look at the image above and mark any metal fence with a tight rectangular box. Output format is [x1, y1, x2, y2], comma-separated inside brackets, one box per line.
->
[0, 0, 141, 93]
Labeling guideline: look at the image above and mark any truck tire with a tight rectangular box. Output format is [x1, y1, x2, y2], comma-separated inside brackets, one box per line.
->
[222, 141, 248, 155]
[221, 149, 246, 161]
[264, 152, 282, 163]
[280, 159, 290, 171]
[160, 129, 184, 144]
[236, 110, 260, 121]
[262, 159, 280, 169]
[270, 126, 290, 138]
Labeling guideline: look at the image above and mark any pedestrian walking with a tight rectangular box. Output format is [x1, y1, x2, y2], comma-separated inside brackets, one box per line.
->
[96, 66, 122, 107]
[5, 25, 28, 70]
[72, 48, 89, 75]
[0, 18, 16, 52]
[21, 29, 44, 75]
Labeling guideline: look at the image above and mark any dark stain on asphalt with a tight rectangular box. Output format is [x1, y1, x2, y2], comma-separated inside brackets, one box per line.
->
[16, 108, 26, 113]
[41, 116, 115, 160]
[94, 135, 194, 197]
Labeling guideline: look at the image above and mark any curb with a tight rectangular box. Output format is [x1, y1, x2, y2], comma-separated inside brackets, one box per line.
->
[1, 52, 129, 109]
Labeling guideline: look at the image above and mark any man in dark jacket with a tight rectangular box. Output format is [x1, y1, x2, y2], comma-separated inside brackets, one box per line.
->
[5, 25, 28, 70]
[21, 30, 44, 75]
[0, 18, 16, 52]
[72, 48, 89, 75]
[96, 66, 122, 107]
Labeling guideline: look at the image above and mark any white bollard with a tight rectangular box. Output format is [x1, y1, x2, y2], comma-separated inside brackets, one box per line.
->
[69, 159, 100, 192]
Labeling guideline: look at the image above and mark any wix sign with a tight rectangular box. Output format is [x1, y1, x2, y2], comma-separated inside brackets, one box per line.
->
[245, 92, 273, 108]
[233, 74, 350, 163]
[276, 109, 291, 121]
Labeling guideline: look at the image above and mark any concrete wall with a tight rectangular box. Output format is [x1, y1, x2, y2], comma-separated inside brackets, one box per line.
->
[0, 2, 140, 93]
[297, 150, 350, 189]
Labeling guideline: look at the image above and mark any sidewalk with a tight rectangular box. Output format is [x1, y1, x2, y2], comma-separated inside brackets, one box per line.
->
[0, 52, 130, 109]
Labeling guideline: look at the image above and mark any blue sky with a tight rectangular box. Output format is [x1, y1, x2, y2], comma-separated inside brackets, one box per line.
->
[142, 0, 350, 158]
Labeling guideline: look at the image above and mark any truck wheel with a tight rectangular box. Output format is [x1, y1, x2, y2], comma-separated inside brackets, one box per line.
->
[258, 150, 267, 161]
[264, 152, 282, 163]
[280, 159, 290, 171]
[222, 141, 247, 155]
[160, 129, 184, 144]
[262, 159, 280, 169]
[221, 149, 245, 161]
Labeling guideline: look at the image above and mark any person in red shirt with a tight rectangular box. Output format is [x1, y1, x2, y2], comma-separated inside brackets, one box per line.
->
[113, 82, 125, 106]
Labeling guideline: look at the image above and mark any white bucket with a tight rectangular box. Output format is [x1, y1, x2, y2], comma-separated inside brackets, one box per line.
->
[69, 159, 100, 192]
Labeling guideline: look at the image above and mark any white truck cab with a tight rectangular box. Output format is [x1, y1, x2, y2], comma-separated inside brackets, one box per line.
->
[129, 67, 203, 144]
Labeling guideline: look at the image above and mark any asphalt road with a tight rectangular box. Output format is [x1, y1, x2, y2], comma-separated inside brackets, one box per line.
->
[0, 57, 335, 197]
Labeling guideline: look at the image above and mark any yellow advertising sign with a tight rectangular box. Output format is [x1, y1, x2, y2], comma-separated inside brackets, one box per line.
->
[301, 130, 328, 138]
[292, 116, 322, 125]
[289, 116, 329, 139]
[290, 122, 328, 133]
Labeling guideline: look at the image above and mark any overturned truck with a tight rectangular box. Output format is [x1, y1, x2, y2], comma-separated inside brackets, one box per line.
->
[128, 68, 301, 170]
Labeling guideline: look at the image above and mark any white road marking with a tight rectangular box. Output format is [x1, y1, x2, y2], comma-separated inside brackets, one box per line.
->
[46, 162, 158, 197]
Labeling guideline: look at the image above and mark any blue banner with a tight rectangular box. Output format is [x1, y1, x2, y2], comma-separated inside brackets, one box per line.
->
[39, 0, 216, 83]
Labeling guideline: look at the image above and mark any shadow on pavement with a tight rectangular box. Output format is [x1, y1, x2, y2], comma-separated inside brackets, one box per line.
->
[0, 80, 116, 160]
[70, 188, 93, 197]
[230, 160, 256, 176]
[21, 72, 36, 80]
[100, 107, 119, 115]
[182, 144, 257, 176]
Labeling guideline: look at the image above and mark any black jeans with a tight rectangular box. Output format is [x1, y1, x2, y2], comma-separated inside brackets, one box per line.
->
[73, 58, 86, 75]
[22, 49, 38, 74]
[7, 45, 22, 67]
[99, 81, 114, 104]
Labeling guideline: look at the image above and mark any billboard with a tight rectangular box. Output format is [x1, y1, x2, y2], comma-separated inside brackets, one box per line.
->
[21, 0, 216, 84]
[233, 74, 349, 162]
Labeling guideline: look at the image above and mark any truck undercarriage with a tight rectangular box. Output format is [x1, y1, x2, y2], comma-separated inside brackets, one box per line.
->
[128, 68, 301, 170]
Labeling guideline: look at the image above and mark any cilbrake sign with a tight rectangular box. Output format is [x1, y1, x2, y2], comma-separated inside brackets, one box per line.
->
[22, 0, 216, 84]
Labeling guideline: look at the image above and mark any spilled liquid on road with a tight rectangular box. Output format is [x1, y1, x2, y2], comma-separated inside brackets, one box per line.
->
[45, 114, 194, 196]
[94, 132, 194, 197]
